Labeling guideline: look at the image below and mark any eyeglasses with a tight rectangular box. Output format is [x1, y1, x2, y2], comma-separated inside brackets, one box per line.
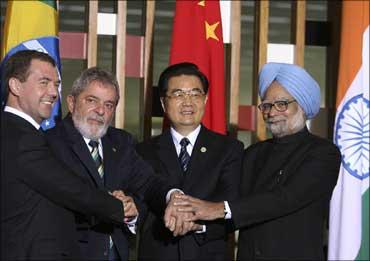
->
[166, 89, 205, 102]
[258, 100, 297, 113]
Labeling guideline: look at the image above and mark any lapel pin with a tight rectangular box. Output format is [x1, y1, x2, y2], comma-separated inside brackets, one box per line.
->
[112, 148, 117, 152]
[200, 147, 207, 153]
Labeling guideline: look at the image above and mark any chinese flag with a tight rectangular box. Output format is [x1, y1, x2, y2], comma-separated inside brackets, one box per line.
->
[169, 0, 226, 134]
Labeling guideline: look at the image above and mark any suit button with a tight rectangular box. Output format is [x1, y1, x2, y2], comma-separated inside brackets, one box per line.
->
[255, 249, 261, 256]
[104, 251, 108, 256]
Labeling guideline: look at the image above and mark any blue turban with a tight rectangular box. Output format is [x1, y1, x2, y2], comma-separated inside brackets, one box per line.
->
[258, 62, 320, 119]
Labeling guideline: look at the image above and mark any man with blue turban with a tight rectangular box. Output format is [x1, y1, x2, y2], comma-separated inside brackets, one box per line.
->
[171, 63, 341, 260]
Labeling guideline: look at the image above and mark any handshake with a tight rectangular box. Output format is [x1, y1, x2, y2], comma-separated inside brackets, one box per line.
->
[110, 190, 226, 235]
[110, 190, 138, 223]
[163, 191, 226, 236]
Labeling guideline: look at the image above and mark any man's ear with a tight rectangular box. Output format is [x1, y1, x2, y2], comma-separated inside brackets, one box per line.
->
[204, 94, 208, 104]
[160, 97, 166, 113]
[8, 77, 22, 96]
[66, 95, 75, 113]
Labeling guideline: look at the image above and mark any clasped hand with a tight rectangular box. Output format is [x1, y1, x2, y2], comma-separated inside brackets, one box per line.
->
[164, 193, 225, 236]
[111, 190, 138, 222]
[164, 192, 203, 236]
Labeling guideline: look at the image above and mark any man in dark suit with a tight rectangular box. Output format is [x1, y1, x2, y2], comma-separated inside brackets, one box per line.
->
[1, 50, 131, 260]
[175, 63, 341, 260]
[136, 62, 244, 260]
[45, 67, 176, 261]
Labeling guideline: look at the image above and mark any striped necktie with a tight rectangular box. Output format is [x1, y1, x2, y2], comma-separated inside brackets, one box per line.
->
[179, 138, 191, 173]
[89, 140, 118, 259]
[89, 140, 104, 179]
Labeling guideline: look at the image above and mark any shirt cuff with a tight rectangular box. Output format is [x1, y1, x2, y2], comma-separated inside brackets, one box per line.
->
[224, 201, 232, 219]
[166, 188, 184, 204]
[125, 215, 138, 234]
[195, 225, 206, 233]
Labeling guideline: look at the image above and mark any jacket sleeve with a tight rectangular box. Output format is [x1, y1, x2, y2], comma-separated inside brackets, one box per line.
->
[17, 132, 125, 225]
[195, 140, 244, 245]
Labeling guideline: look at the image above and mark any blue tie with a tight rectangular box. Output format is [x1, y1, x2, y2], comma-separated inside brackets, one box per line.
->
[179, 138, 191, 173]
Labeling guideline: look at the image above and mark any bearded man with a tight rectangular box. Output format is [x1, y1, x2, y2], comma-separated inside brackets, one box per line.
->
[173, 62, 341, 260]
[45, 67, 175, 261]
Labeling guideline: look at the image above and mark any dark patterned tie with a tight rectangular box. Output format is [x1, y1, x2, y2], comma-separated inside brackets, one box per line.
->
[89, 140, 104, 179]
[89, 140, 118, 259]
[179, 138, 191, 172]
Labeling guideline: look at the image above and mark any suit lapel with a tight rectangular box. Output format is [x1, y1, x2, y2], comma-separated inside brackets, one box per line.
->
[101, 134, 120, 190]
[158, 130, 184, 183]
[63, 116, 105, 188]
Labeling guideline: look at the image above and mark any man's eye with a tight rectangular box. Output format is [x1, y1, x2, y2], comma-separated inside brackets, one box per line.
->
[190, 91, 202, 97]
[275, 101, 287, 107]
[172, 92, 184, 97]
[105, 103, 114, 110]
[86, 98, 96, 103]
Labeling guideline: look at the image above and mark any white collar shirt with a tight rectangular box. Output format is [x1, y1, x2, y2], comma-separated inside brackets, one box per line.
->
[170, 125, 201, 156]
[83, 137, 103, 159]
[4, 106, 40, 130]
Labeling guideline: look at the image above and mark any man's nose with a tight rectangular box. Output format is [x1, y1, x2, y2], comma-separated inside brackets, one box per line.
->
[94, 103, 105, 115]
[47, 83, 58, 99]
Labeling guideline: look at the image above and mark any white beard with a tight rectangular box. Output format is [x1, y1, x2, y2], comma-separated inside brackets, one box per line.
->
[72, 112, 110, 141]
[266, 107, 306, 138]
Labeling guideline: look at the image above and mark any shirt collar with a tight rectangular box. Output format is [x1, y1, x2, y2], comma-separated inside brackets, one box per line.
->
[83, 136, 102, 149]
[170, 125, 201, 147]
[4, 106, 40, 130]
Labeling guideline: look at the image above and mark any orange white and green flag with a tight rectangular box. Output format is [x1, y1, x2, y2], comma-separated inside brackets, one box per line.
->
[1, 0, 61, 130]
[328, 1, 369, 260]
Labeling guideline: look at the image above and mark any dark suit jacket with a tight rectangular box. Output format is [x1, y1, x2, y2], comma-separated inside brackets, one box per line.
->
[45, 115, 170, 260]
[136, 126, 244, 261]
[230, 127, 341, 260]
[1, 111, 125, 260]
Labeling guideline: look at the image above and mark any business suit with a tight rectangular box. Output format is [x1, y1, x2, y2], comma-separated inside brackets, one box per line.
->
[1, 111, 126, 260]
[229, 127, 341, 260]
[45, 114, 170, 260]
[136, 125, 243, 260]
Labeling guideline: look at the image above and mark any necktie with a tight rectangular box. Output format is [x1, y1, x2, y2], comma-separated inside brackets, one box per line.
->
[88, 140, 104, 179]
[179, 138, 191, 172]
[89, 140, 118, 260]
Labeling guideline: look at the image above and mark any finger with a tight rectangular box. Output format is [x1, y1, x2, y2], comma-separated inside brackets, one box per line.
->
[112, 190, 125, 197]
[180, 221, 193, 236]
[169, 216, 176, 232]
[173, 200, 192, 206]
[181, 214, 197, 222]
[177, 207, 195, 212]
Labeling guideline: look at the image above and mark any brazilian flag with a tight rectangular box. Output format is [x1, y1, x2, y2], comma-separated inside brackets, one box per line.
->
[1, 0, 61, 129]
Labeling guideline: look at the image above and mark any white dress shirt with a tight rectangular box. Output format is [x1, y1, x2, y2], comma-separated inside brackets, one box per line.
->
[4, 106, 40, 129]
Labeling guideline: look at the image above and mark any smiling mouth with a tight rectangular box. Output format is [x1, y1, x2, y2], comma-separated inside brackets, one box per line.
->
[41, 100, 54, 105]
[180, 111, 194, 115]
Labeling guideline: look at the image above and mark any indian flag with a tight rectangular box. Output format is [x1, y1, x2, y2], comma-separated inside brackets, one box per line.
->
[1, 0, 62, 129]
[328, 1, 369, 260]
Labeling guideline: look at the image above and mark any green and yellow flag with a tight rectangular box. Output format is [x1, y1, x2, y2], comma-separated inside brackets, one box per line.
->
[1, 0, 61, 129]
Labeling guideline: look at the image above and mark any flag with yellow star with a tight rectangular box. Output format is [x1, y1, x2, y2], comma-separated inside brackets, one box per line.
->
[169, 0, 226, 134]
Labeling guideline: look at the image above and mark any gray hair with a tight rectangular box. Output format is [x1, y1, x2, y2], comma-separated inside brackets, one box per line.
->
[71, 67, 120, 103]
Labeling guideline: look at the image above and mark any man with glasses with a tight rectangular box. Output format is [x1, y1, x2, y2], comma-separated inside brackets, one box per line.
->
[136, 62, 243, 260]
[174, 62, 341, 260]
